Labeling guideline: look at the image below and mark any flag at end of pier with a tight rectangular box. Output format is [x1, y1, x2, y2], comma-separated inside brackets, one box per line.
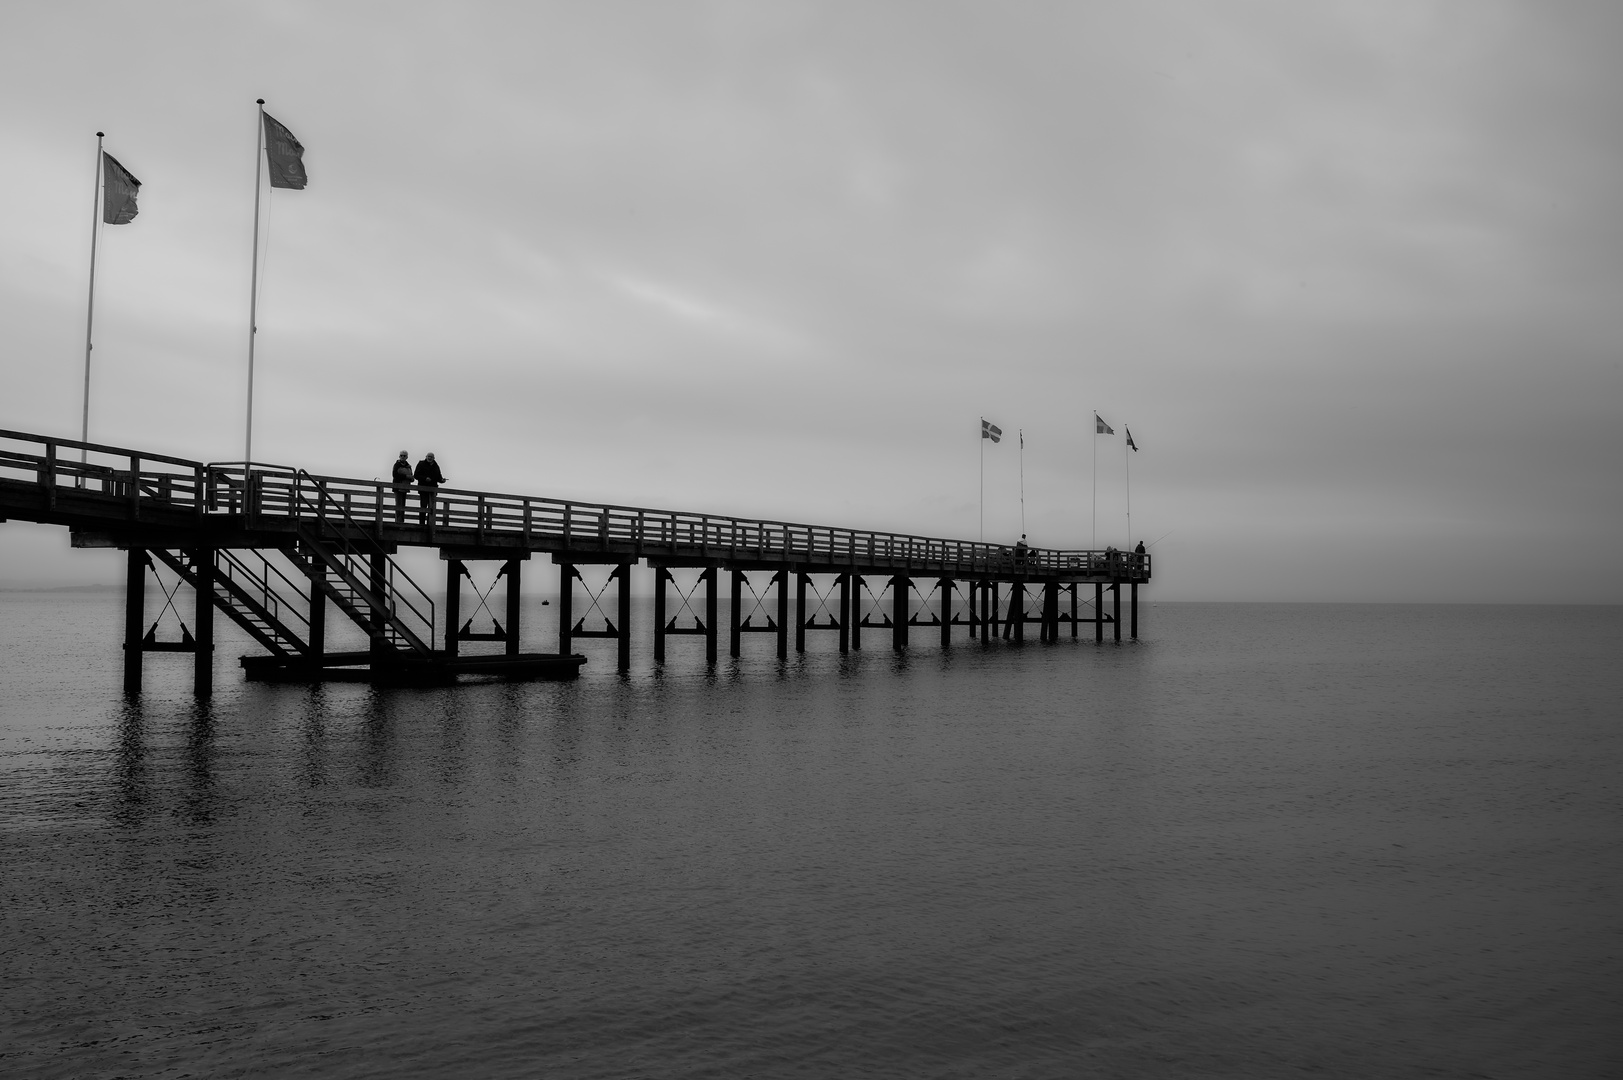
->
[981, 419, 1003, 443]
[262, 112, 307, 189]
[102, 153, 141, 224]
[1126, 427, 1138, 451]
[1095, 413, 1113, 435]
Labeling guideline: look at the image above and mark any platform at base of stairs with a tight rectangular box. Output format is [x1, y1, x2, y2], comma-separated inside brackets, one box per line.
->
[240, 651, 588, 685]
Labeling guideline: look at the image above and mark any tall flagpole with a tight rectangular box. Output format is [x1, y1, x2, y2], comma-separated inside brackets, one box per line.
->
[245, 100, 266, 465]
[979, 417, 985, 544]
[1125, 433, 1132, 546]
[1018, 429, 1025, 537]
[1091, 412, 1097, 549]
[81, 133, 105, 466]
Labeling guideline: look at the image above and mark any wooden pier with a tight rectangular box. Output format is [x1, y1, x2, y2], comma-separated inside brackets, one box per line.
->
[0, 429, 1151, 692]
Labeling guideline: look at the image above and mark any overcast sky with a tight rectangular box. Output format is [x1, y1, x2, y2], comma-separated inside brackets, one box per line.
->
[3, 0, 1619, 601]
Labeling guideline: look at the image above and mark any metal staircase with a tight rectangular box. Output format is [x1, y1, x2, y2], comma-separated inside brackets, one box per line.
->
[149, 548, 311, 657]
[288, 471, 436, 656]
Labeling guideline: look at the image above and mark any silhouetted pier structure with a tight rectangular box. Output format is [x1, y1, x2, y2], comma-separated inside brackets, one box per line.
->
[0, 429, 1151, 693]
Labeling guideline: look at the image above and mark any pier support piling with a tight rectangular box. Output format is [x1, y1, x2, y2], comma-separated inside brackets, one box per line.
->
[1113, 584, 1122, 642]
[1095, 583, 1104, 642]
[556, 561, 574, 656]
[795, 573, 808, 653]
[369, 552, 388, 665]
[892, 575, 909, 651]
[617, 562, 631, 672]
[776, 570, 788, 660]
[730, 569, 743, 658]
[308, 559, 326, 659]
[1131, 582, 1138, 640]
[123, 547, 144, 694]
[507, 559, 523, 657]
[193, 548, 214, 696]
[940, 578, 952, 648]
[851, 576, 863, 650]
[444, 560, 462, 659]
[704, 566, 717, 666]
[838, 572, 850, 654]
[653, 566, 668, 663]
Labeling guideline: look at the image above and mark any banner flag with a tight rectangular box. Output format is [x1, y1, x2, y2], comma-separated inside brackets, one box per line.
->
[1126, 427, 1138, 451]
[263, 112, 308, 189]
[102, 152, 141, 224]
[1095, 413, 1114, 435]
[981, 419, 1003, 443]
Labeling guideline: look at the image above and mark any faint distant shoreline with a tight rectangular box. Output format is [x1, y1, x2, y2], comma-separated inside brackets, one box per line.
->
[0, 584, 116, 593]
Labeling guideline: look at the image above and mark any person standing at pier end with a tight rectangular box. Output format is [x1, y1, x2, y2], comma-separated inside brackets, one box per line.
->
[414, 452, 446, 524]
[391, 451, 412, 523]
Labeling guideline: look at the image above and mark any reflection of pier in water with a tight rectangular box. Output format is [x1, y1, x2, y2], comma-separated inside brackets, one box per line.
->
[1, 428, 1151, 693]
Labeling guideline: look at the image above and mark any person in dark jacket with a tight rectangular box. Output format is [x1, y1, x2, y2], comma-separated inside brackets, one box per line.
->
[414, 452, 446, 523]
[391, 451, 413, 523]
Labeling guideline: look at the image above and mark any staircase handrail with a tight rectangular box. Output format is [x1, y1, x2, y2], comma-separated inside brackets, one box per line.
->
[288, 469, 437, 650]
[216, 548, 312, 642]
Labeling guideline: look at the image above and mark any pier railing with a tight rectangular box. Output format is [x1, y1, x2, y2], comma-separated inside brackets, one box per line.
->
[225, 464, 1149, 580]
[0, 430, 1150, 581]
[0, 428, 208, 521]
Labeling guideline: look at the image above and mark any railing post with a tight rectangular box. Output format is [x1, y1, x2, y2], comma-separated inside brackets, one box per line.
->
[128, 454, 141, 520]
[42, 441, 57, 510]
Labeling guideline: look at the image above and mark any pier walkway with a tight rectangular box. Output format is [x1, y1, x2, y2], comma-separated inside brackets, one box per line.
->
[0, 429, 1150, 691]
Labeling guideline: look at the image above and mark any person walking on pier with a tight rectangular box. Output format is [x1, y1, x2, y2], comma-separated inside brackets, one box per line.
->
[391, 451, 413, 523]
[414, 452, 446, 524]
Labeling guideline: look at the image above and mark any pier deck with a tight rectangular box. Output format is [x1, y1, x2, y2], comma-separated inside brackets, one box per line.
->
[1, 429, 1150, 691]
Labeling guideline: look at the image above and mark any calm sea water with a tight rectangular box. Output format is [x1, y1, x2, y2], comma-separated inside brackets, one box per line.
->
[2, 594, 1619, 1079]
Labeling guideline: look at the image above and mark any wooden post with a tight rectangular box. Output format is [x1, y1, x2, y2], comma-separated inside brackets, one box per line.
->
[617, 562, 632, 672]
[1131, 582, 1138, 640]
[851, 575, 863, 650]
[1113, 583, 1122, 642]
[776, 570, 789, 660]
[795, 572, 808, 653]
[308, 559, 326, 659]
[123, 547, 144, 695]
[730, 569, 743, 658]
[193, 549, 213, 696]
[703, 566, 718, 666]
[1070, 582, 1078, 639]
[369, 552, 388, 665]
[557, 561, 573, 656]
[940, 578, 952, 648]
[445, 560, 462, 659]
[967, 580, 978, 640]
[506, 559, 522, 657]
[1043, 581, 1059, 643]
[1095, 582, 1104, 642]
[989, 581, 1000, 641]
[892, 575, 908, 651]
[838, 572, 850, 654]
[653, 564, 667, 664]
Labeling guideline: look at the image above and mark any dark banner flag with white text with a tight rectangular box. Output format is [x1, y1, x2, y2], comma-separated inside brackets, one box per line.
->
[263, 112, 307, 189]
